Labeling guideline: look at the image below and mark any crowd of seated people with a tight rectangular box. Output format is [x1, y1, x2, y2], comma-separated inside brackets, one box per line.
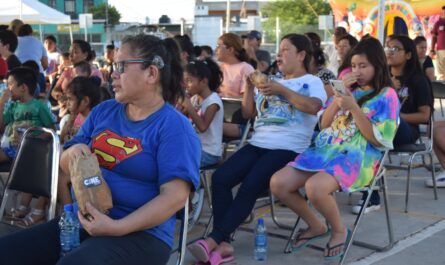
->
[0, 17, 443, 265]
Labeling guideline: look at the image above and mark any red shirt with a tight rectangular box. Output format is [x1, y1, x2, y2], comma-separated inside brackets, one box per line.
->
[0, 57, 7, 79]
[432, 18, 445, 50]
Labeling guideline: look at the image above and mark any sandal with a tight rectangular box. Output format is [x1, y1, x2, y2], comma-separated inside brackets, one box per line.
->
[324, 229, 352, 261]
[3, 205, 29, 222]
[291, 228, 331, 253]
[14, 208, 46, 228]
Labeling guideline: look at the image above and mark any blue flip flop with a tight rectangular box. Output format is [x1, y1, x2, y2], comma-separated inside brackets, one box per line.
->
[324, 229, 352, 261]
[291, 228, 331, 253]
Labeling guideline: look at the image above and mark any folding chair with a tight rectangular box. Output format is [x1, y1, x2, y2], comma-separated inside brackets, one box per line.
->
[0, 127, 60, 227]
[432, 81, 445, 117]
[221, 97, 252, 159]
[284, 151, 395, 265]
[170, 200, 189, 265]
[386, 116, 438, 212]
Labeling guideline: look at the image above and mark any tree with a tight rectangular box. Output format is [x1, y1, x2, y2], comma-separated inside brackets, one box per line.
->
[262, 0, 332, 42]
[90, 3, 121, 25]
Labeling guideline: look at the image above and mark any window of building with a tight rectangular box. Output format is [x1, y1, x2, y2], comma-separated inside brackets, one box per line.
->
[83, 0, 94, 13]
[48, 0, 56, 8]
[64, 0, 75, 14]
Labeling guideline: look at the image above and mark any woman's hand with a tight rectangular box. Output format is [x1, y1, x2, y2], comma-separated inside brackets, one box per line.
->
[341, 72, 359, 89]
[257, 80, 283, 96]
[78, 202, 123, 236]
[334, 89, 359, 112]
[391, 76, 401, 89]
[67, 143, 91, 159]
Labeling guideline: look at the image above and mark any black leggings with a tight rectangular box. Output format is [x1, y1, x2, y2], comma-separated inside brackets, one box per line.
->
[0, 218, 171, 265]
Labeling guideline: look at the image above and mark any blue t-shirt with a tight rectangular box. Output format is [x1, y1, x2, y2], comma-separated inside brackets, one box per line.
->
[65, 100, 201, 248]
[15, 36, 47, 73]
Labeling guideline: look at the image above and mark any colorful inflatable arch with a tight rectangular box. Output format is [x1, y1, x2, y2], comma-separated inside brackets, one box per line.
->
[329, 0, 442, 39]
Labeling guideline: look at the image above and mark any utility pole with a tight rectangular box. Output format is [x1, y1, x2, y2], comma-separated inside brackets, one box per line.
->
[105, 0, 110, 44]
[225, 0, 230, 33]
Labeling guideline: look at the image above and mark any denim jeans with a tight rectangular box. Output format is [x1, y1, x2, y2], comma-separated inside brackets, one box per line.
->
[201, 150, 220, 168]
[208, 144, 297, 243]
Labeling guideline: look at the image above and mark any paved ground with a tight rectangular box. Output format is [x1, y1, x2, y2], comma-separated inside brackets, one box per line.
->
[169, 101, 445, 265]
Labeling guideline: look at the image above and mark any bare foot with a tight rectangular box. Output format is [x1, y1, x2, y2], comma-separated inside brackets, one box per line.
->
[324, 227, 347, 258]
[293, 225, 328, 248]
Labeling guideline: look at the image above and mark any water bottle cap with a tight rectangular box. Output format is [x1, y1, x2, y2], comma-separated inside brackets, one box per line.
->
[258, 218, 264, 225]
[63, 204, 73, 212]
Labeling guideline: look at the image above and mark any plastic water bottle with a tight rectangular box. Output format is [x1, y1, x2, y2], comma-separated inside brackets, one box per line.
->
[72, 213, 80, 248]
[59, 204, 79, 257]
[254, 218, 268, 261]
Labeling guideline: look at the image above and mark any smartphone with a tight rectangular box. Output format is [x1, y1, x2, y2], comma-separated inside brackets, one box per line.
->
[330, 80, 346, 94]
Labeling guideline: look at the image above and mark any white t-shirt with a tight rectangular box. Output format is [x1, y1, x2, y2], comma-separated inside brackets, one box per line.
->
[249, 74, 327, 153]
[16, 36, 48, 73]
[192, 92, 224, 156]
[46, 50, 60, 75]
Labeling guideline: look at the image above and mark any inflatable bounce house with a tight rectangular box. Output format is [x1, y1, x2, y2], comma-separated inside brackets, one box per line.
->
[328, 0, 442, 40]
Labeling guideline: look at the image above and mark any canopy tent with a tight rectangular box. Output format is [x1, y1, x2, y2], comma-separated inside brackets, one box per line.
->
[0, 0, 71, 25]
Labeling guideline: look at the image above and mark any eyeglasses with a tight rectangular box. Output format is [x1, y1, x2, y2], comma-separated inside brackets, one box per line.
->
[384, 46, 404, 53]
[215, 44, 227, 49]
[113, 56, 165, 74]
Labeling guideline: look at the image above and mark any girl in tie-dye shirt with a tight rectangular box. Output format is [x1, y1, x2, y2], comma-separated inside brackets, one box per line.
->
[270, 37, 399, 260]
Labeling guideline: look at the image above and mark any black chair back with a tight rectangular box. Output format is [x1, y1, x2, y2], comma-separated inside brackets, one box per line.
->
[432, 81, 445, 99]
[8, 134, 53, 197]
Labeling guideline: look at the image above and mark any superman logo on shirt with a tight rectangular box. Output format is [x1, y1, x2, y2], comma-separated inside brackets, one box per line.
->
[92, 129, 142, 169]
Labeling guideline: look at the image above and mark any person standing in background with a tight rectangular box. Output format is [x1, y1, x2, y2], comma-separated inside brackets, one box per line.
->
[325, 27, 348, 76]
[44, 35, 61, 82]
[15, 24, 48, 73]
[430, 6, 445, 80]
[242, 30, 271, 73]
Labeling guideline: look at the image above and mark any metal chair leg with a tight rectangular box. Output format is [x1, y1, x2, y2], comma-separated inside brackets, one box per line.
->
[405, 154, 414, 213]
[270, 193, 293, 230]
[283, 216, 302, 253]
[351, 176, 395, 252]
[430, 153, 438, 200]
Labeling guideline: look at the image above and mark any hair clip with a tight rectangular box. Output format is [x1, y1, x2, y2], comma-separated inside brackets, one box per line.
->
[151, 55, 165, 69]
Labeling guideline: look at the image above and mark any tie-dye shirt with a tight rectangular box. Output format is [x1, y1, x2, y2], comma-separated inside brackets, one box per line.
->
[288, 87, 399, 192]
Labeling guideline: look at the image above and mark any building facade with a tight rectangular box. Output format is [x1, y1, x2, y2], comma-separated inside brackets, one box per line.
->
[35, 0, 107, 53]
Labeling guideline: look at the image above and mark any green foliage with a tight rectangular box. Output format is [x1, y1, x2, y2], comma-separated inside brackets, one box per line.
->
[262, 0, 332, 42]
[89, 3, 121, 25]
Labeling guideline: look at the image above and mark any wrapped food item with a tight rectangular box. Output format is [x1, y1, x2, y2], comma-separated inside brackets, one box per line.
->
[69, 153, 113, 216]
[250, 70, 269, 87]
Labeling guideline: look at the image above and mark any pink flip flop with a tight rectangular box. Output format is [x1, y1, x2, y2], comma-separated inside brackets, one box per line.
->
[208, 251, 235, 265]
[188, 239, 211, 263]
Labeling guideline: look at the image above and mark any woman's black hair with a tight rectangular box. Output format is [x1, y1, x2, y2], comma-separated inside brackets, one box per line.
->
[72, 39, 93, 61]
[305, 32, 321, 48]
[312, 47, 326, 67]
[185, 58, 223, 92]
[174, 34, 195, 60]
[17, 24, 33, 36]
[413, 36, 427, 45]
[66, 76, 101, 109]
[122, 34, 184, 104]
[22, 60, 39, 76]
[337, 34, 359, 49]
[349, 37, 392, 107]
[281, 33, 313, 72]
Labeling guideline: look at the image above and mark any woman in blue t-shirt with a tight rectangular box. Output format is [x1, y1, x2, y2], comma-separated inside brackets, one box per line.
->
[0, 35, 201, 265]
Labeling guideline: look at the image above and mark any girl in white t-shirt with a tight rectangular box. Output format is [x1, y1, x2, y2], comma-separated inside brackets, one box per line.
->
[178, 58, 224, 167]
